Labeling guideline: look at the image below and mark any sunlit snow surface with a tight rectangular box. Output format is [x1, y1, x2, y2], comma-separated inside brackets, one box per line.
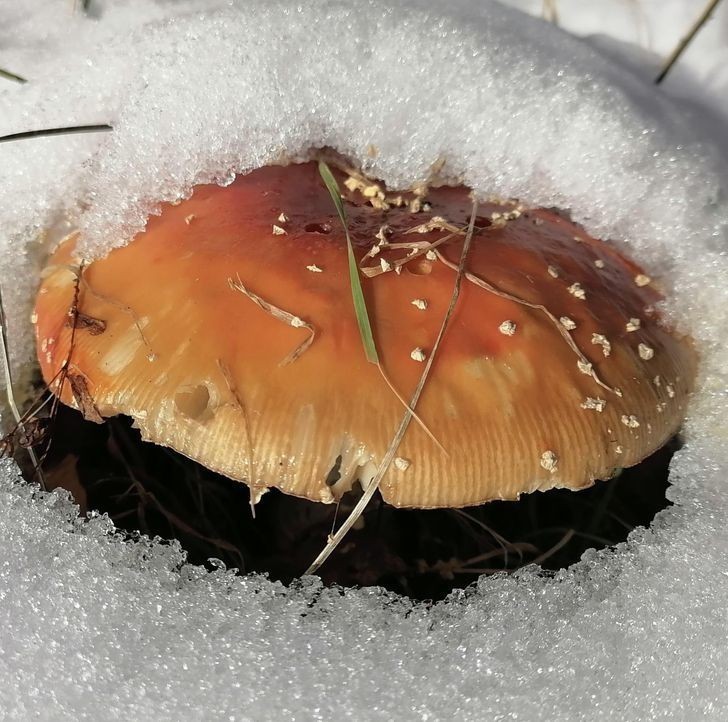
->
[1, 0, 727, 718]
[504, 0, 728, 112]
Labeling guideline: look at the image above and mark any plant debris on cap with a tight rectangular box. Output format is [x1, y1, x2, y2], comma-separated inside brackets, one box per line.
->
[34, 158, 697, 508]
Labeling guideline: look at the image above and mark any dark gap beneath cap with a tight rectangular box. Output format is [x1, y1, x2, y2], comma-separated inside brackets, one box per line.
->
[40, 405, 678, 602]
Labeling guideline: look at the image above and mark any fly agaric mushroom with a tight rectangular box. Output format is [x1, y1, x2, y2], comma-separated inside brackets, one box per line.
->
[34, 158, 697, 509]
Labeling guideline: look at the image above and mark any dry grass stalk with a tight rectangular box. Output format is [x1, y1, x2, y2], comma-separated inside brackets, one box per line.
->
[656, 0, 723, 84]
[360, 229, 465, 278]
[0, 262, 88, 486]
[305, 199, 480, 576]
[434, 252, 623, 397]
[319, 160, 445, 452]
[527, 527, 576, 566]
[75, 269, 155, 359]
[228, 274, 315, 366]
[216, 358, 259, 516]
[542, 0, 559, 24]
[0, 284, 45, 486]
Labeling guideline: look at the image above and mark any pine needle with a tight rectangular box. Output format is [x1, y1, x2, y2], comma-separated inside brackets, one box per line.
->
[656, 0, 723, 84]
[304, 199, 479, 576]
[0, 124, 112, 144]
[0, 67, 27, 84]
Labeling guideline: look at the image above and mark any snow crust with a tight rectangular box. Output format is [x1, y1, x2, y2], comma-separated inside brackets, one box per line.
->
[1, 0, 727, 718]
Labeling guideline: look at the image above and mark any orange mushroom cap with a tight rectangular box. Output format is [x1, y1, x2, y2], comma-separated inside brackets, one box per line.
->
[34, 160, 697, 508]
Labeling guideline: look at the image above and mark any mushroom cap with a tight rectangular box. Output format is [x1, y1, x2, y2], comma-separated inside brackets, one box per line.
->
[34, 161, 697, 508]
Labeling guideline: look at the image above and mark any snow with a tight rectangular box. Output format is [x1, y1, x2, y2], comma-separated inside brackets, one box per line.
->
[503, 0, 728, 114]
[1, 0, 727, 718]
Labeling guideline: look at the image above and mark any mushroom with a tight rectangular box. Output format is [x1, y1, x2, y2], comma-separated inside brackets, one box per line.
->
[34, 159, 697, 509]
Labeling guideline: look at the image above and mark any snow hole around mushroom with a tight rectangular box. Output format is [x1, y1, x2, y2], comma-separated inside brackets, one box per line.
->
[31, 152, 694, 601]
[1, 0, 728, 718]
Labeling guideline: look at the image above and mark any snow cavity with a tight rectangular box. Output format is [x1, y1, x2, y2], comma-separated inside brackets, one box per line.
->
[0, 0, 727, 718]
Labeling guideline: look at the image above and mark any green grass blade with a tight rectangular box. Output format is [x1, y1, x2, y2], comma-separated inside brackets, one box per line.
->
[318, 160, 379, 365]
[0, 67, 27, 84]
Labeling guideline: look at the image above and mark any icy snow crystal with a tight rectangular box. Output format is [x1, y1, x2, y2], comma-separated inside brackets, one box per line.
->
[1, 0, 727, 719]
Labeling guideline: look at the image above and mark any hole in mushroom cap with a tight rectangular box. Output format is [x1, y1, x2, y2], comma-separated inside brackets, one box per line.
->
[42, 407, 680, 602]
[304, 222, 332, 234]
[406, 259, 433, 276]
[174, 384, 211, 420]
[324, 455, 343, 487]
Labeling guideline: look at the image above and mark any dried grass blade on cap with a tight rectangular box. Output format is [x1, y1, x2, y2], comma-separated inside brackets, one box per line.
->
[228, 275, 315, 366]
[433, 251, 622, 397]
